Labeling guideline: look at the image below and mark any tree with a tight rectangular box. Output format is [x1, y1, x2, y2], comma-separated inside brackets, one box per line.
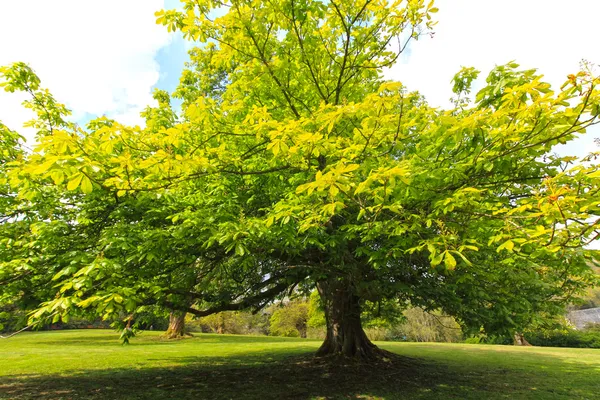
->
[0, 82, 103, 333]
[269, 299, 309, 338]
[0, 121, 27, 333]
[196, 310, 269, 334]
[398, 307, 462, 343]
[2, 0, 600, 362]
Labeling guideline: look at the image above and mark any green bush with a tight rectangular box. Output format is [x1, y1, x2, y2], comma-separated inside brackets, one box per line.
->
[269, 300, 308, 338]
[525, 325, 600, 348]
[394, 308, 463, 343]
[364, 327, 389, 341]
[190, 311, 269, 335]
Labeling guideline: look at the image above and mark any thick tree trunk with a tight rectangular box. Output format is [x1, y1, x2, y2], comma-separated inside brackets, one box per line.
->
[315, 280, 383, 361]
[513, 332, 532, 346]
[164, 311, 187, 339]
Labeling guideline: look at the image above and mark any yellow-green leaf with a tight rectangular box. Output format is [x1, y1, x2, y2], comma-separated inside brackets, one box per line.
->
[80, 176, 93, 194]
[444, 251, 456, 270]
[67, 173, 83, 191]
[50, 170, 64, 185]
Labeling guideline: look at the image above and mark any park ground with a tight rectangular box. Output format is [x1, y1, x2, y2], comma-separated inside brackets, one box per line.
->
[1, 330, 599, 399]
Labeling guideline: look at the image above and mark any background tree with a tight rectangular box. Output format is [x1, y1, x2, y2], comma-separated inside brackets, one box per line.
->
[269, 299, 309, 338]
[398, 307, 462, 343]
[195, 311, 269, 334]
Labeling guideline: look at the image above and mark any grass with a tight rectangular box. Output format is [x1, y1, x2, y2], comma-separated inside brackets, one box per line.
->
[0, 330, 599, 399]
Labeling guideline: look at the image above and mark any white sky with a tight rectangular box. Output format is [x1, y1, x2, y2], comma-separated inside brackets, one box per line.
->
[0, 0, 171, 142]
[0, 0, 598, 153]
[386, 0, 600, 157]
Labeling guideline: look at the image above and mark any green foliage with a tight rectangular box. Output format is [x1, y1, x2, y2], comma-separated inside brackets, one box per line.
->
[193, 311, 269, 335]
[577, 288, 600, 309]
[269, 300, 309, 337]
[1, 0, 600, 347]
[307, 290, 326, 328]
[394, 307, 462, 342]
[525, 325, 600, 348]
[118, 326, 137, 345]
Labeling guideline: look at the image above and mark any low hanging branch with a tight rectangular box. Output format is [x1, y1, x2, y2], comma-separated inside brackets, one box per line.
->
[169, 280, 296, 318]
[0, 311, 59, 339]
[0, 324, 32, 339]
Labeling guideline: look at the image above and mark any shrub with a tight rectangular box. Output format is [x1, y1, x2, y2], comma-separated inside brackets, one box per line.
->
[395, 308, 463, 343]
[269, 300, 309, 338]
[525, 325, 600, 348]
[190, 311, 269, 335]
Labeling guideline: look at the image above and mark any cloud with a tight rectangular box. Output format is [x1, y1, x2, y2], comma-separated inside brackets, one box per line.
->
[385, 0, 600, 158]
[0, 0, 172, 142]
[387, 0, 600, 106]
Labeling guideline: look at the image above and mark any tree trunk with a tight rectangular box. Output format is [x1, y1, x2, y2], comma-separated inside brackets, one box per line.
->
[216, 314, 225, 334]
[315, 280, 383, 361]
[164, 311, 187, 339]
[513, 332, 532, 346]
[296, 321, 307, 339]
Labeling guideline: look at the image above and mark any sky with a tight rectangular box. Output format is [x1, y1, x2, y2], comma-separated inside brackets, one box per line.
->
[0, 0, 599, 154]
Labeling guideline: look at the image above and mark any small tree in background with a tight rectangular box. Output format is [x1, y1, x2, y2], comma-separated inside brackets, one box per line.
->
[269, 300, 309, 338]
[398, 307, 462, 343]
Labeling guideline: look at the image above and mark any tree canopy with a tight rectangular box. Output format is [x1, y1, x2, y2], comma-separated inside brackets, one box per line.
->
[1, 0, 600, 360]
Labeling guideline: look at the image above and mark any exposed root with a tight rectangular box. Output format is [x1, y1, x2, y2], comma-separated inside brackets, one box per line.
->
[161, 331, 194, 340]
[315, 345, 404, 365]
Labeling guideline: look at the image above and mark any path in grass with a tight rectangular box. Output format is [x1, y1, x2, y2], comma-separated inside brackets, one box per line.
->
[1, 330, 599, 399]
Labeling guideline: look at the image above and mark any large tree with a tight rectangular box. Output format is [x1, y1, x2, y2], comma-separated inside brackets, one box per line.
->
[2, 0, 600, 361]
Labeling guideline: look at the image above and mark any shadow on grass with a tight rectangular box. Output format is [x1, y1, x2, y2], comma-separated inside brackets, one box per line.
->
[2, 348, 598, 400]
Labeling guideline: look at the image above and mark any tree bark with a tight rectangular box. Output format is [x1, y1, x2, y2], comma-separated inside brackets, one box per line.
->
[164, 311, 187, 339]
[315, 279, 383, 361]
[513, 332, 531, 346]
[216, 313, 225, 334]
[296, 321, 307, 338]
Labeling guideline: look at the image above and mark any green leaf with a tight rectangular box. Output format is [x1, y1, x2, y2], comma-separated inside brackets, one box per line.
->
[235, 243, 246, 256]
[50, 170, 64, 185]
[67, 173, 83, 191]
[444, 252, 456, 270]
[497, 240, 515, 253]
[32, 159, 55, 174]
[80, 176, 93, 194]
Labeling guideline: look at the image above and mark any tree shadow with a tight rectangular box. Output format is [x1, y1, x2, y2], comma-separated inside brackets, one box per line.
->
[2, 349, 598, 400]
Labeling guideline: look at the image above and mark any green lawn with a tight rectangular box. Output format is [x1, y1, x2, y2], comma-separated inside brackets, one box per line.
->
[1, 330, 599, 399]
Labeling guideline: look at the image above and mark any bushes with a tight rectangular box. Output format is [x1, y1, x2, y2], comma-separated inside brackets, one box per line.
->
[525, 325, 600, 348]
[466, 325, 600, 348]
[188, 311, 269, 335]
[0, 307, 27, 333]
[269, 300, 309, 338]
[394, 308, 463, 343]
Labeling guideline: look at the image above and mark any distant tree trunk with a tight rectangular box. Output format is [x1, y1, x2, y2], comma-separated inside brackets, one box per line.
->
[164, 311, 187, 339]
[216, 314, 225, 334]
[315, 279, 385, 361]
[513, 332, 531, 346]
[296, 320, 307, 339]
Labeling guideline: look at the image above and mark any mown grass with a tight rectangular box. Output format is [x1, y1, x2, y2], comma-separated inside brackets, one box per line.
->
[1, 330, 599, 399]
